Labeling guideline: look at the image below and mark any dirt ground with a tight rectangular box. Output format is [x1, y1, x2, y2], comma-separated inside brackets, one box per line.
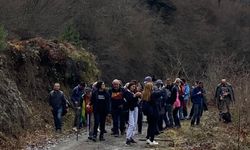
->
[27, 107, 249, 150]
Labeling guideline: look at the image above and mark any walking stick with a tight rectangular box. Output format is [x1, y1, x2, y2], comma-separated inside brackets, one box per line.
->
[76, 106, 81, 141]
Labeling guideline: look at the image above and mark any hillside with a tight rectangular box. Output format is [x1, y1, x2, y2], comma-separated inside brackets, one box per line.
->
[0, 0, 249, 82]
[0, 38, 99, 149]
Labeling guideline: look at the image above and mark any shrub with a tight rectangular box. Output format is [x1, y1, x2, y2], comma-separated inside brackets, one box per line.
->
[61, 25, 82, 47]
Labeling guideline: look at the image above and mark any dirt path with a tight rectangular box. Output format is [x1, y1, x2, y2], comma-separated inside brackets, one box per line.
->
[30, 108, 250, 150]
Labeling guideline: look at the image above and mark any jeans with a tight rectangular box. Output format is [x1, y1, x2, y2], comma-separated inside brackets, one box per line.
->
[126, 107, 138, 139]
[74, 107, 83, 127]
[93, 112, 106, 138]
[191, 104, 202, 125]
[87, 113, 94, 138]
[164, 104, 174, 127]
[52, 107, 63, 130]
[112, 108, 126, 134]
[173, 107, 181, 127]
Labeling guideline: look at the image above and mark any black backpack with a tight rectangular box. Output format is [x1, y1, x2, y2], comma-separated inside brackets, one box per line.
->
[222, 112, 232, 123]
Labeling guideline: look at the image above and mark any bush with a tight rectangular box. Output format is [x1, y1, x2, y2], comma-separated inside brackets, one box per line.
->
[61, 25, 82, 47]
[0, 25, 7, 50]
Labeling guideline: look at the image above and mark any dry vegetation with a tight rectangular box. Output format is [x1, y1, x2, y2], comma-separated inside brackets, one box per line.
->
[0, 0, 249, 149]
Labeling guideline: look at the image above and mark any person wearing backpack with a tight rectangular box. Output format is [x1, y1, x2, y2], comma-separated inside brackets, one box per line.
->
[142, 82, 159, 146]
[91, 81, 110, 142]
[71, 82, 86, 131]
[49, 83, 68, 133]
[215, 79, 235, 123]
[163, 78, 174, 128]
[154, 79, 165, 132]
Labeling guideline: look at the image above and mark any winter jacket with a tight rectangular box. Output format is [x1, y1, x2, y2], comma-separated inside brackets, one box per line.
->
[71, 85, 84, 106]
[49, 90, 67, 110]
[153, 88, 166, 115]
[109, 88, 126, 110]
[162, 85, 172, 104]
[91, 90, 110, 114]
[124, 90, 138, 111]
[191, 87, 203, 105]
[170, 84, 178, 105]
[183, 84, 190, 101]
[215, 83, 235, 102]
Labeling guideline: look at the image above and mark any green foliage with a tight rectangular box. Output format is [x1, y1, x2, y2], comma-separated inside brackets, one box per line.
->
[61, 25, 82, 47]
[0, 25, 7, 50]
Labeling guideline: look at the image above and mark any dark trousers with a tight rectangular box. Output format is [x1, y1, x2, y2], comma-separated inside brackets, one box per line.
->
[179, 100, 188, 119]
[164, 104, 174, 127]
[52, 107, 63, 130]
[73, 107, 82, 128]
[158, 114, 164, 131]
[189, 104, 194, 118]
[146, 115, 157, 142]
[173, 107, 181, 127]
[93, 112, 106, 138]
[138, 107, 143, 133]
[191, 104, 202, 125]
[183, 101, 188, 117]
[112, 108, 125, 134]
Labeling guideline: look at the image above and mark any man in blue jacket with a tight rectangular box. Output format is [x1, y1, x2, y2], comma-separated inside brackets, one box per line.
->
[71, 82, 86, 131]
[49, 83, 67, 133]
[190, 81, 204, 126]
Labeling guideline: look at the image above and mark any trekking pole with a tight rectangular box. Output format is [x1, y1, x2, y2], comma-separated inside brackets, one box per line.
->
[76, 106, 81, 141]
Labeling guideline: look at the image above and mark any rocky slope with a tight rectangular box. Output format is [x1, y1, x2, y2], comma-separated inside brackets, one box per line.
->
[0, 38, 99, 149]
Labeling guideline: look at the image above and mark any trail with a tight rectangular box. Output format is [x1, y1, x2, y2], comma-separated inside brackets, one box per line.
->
[30, 108, 250, 150]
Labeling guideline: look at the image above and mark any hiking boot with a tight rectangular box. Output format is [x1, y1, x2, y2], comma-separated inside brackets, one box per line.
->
[130, 138, 137, 143]
[99, 136, 105, 141]
[126, 139, 131, 145]
[92, 136, 97, 142]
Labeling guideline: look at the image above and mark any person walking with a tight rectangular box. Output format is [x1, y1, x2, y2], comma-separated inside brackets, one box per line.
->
[91, 81, 110, 141]
[84, 87, 94, 140]
[71, 82, 86, 131]
[49, 83, 68, 133]
[109, 79, 127, 137]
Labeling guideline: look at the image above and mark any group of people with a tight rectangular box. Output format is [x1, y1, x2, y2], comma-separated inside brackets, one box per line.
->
[48, 76, 235, 146]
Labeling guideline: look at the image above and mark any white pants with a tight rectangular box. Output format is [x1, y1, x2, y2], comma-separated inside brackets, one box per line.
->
[126, 107, 138, 139]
